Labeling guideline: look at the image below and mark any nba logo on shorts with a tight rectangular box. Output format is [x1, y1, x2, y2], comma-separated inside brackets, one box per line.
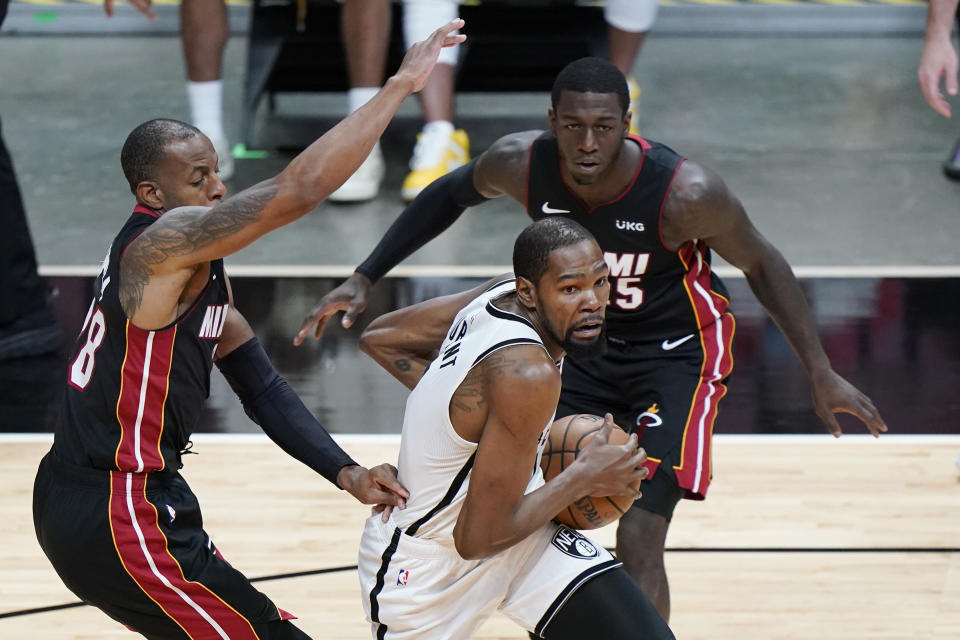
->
[396, 569, 410, 586]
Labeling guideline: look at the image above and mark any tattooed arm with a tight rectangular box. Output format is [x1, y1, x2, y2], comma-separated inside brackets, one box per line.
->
[358, 274, 512, 390]
[452, 350, 644, 560]
[119, 20, 466, 328]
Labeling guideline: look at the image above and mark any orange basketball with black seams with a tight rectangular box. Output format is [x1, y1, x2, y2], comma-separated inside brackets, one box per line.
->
[539, 413, 639, 530]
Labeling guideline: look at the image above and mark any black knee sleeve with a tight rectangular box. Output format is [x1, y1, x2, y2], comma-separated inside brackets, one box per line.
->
[540, 568, 675, 640]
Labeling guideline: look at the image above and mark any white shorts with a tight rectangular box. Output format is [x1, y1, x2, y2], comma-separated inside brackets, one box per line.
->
[358, 515, 621, 639]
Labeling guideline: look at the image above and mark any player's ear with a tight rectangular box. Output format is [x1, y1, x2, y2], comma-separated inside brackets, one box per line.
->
[547, 108, 557, 136]
[515, 275, 538, 310]
[136, 181, 164, 211]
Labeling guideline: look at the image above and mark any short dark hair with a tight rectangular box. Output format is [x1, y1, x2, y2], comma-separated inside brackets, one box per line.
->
[513, 217, 596, 285]
[120, 119, 203, 194]
[551, 57, 630, 115]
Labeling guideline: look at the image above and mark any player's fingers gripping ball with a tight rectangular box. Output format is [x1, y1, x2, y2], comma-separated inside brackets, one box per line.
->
[539, 413, 641, 530]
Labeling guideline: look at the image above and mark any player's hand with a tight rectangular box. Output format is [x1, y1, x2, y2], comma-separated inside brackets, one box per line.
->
[393, 19, 466, 94]
[104, 0, 156, 20]
[574, 414, 648, 498]
[918, 37, 958, 118]
[294, 273, 373, 345]
[338, 464, 409, 522]
[810, 369, 888, 438]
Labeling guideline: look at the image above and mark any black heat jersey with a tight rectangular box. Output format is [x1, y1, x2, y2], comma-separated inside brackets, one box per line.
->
[526, 132, 731, 342]
[55, 205, 230, 473]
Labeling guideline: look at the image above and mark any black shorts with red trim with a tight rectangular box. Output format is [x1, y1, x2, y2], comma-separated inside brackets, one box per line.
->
[556, 312, 735, 517]
[33, 450, 305, 640]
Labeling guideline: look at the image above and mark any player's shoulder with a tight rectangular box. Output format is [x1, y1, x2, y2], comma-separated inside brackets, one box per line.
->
[475, 131, 544, 199]
[482, 130, 543, 163]
[480, 343, 559, 388]
[669, 159, 730, 208]
[481, 343, 561, 421]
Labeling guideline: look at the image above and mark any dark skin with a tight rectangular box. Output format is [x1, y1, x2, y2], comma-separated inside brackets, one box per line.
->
[360, 240, 649, 560]
[114, 20, 468, 512]
[297, 87, 888, 617]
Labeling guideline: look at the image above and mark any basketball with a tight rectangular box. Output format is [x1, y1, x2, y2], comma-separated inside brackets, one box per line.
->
[539, 413, 640, 530]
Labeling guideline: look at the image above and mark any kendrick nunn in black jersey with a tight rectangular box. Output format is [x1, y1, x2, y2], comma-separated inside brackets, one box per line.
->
[32, 21, 464, 640]
[295, 56, 888, 622]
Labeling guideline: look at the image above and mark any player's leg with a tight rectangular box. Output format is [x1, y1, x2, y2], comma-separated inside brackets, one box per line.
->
[34, 455, 302, 639]
[330, 0, 391, 202]
[180, 0, 233, 179]
[358, 516, 504, 639]
[540, 567, 674, 640]
[604, 0, 659, 135]
[615, 459, 683, 619]
[505, 524, 674, 639]
[613, 312, 734, 620]
[400, 0, 468, 201]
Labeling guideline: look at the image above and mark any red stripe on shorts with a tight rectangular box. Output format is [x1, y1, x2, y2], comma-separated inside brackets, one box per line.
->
[674, 243, 735, 499]
[108, 471, 261, 639]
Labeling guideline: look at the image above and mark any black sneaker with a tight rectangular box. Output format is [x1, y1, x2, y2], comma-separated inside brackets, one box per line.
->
[943, 138, 960, 181]
[0, 298, 62, 359]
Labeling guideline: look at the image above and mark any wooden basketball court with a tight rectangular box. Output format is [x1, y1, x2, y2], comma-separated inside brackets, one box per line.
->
[3, 434, 959, 639]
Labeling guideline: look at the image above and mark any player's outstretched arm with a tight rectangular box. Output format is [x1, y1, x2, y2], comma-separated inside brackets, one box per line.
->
[918, 0, 959, 118]
[293, 131, 538, 346]
[665, 161, 887, 437]
[121, 20, 465, 329]
[358, 275, 513, 389]
[215, 305, 408, 511]
[452, 351, 645, 560]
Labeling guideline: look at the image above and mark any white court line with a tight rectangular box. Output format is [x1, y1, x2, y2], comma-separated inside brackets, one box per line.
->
[38, 264, 960, 279]
[5, 433, 959, 445]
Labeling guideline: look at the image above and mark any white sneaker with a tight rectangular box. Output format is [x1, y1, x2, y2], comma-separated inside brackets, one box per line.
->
[329, 146, 385, 202]
[213, 139, 234, 181]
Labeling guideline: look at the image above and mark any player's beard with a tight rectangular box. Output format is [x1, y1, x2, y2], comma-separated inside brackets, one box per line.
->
[544, 315, 608, 360]
[562, 323, 608, 359]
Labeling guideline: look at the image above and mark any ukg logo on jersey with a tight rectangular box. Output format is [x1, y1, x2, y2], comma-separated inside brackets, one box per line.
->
[615, 220, 645, 232]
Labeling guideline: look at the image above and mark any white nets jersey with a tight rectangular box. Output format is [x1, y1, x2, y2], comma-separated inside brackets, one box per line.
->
[359, 279, 621, 639]
[391, 278, 557, 542]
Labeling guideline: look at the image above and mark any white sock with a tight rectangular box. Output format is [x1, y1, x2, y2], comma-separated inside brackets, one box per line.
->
[605, 0, 659, 33]
[348, 86, 380, 114]
[403, 0, 460, 66]
[422, 120, 454, 137]
[347, 87, 383, 157]
[186, 80, 225, 144]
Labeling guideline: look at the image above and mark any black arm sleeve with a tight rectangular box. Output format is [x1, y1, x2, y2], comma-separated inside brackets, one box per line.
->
[215, 337, 357, 487]
[355, 159, 489, 283]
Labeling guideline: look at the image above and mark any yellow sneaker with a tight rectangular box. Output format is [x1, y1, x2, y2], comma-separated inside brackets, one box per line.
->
[627, 75, 641, 136]
[401, 123, 470, 202]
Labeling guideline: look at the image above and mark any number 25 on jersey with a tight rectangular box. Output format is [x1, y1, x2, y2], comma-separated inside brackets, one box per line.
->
[604, 252, 650, 310]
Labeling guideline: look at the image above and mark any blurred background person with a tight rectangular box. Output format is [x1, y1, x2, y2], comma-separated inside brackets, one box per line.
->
[918, 0, 960, 180]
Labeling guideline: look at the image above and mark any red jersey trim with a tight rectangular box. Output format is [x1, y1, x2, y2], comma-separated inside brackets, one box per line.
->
[118, 206, 159, 261]
[108, 472, 261, 639]
[134, 204, 160, 219]
[672, 243, 735, 499]
[115, 322, 176, 472]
